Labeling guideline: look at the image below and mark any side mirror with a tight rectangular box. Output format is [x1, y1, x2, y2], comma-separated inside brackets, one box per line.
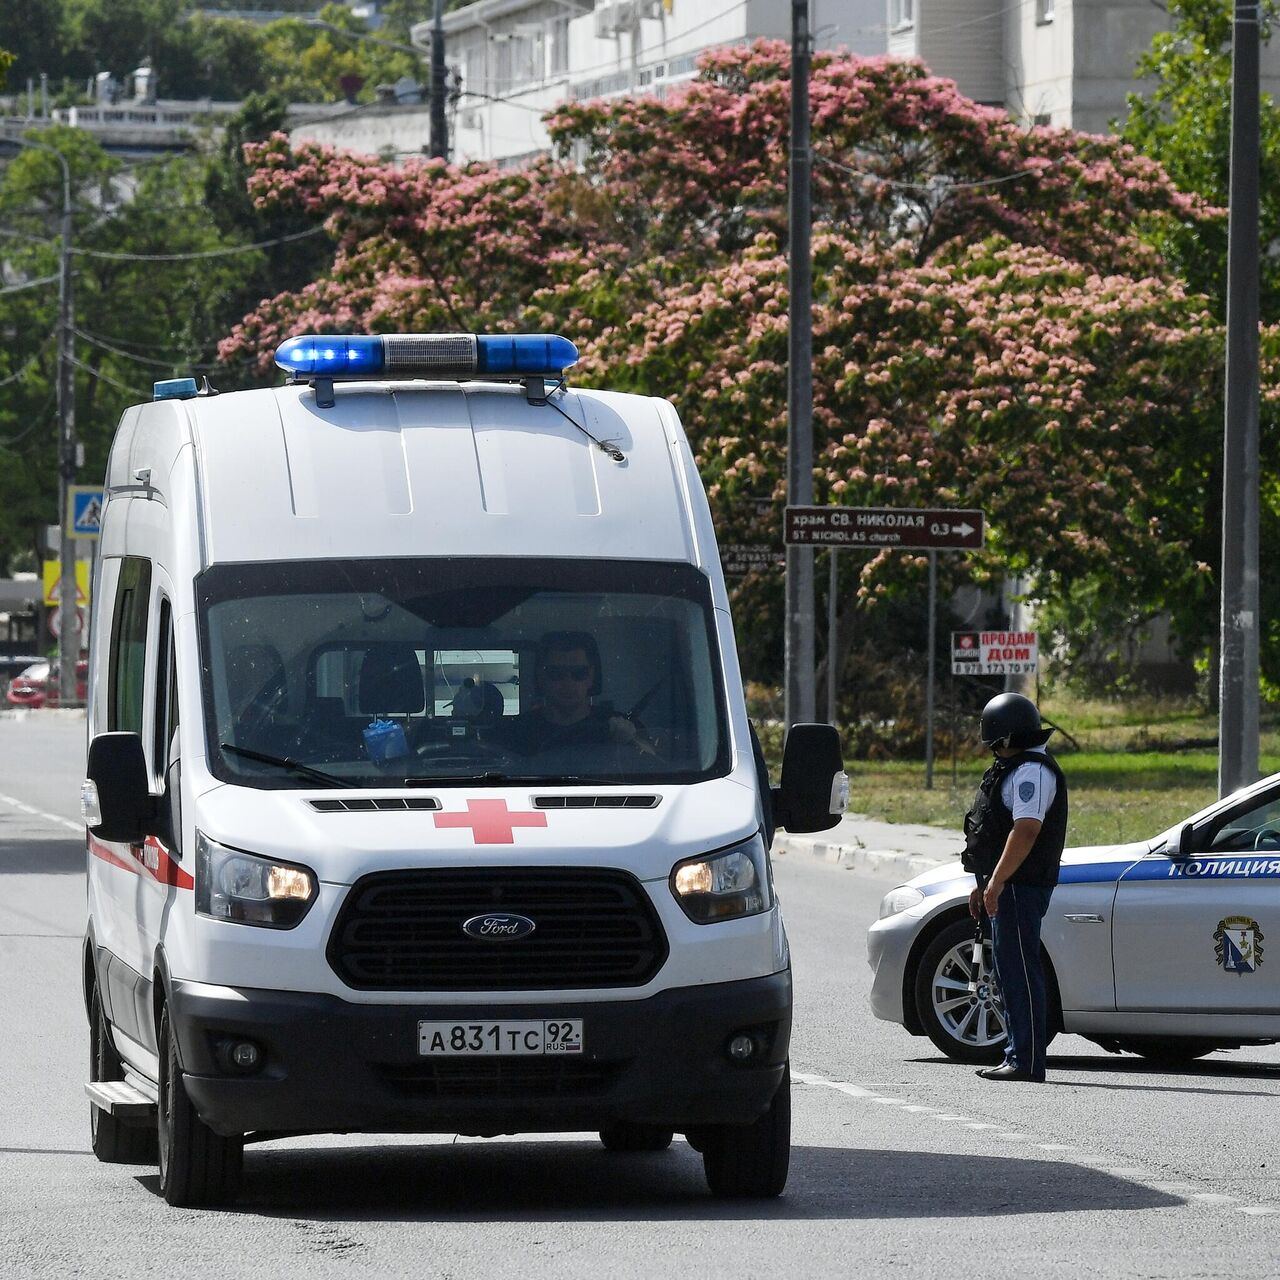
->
[1174, 822, 1195, 858]
[775, 722, 848, 833]
[84, 732, 152, 845]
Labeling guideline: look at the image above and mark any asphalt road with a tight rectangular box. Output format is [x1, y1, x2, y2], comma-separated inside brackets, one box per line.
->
[1, 713, 1277, 1278]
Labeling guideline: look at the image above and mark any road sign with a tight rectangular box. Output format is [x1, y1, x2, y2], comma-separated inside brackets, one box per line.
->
[952, 630, 1038, 676]
[721, 543, 784, 577]
[42, 559, 90, 607]
[67, 486, 105, 539]
[49, 607, 85, 638]
[784, 506, 984, 550]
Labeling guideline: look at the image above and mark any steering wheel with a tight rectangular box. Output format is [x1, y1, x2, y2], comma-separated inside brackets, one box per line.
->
[1253, 826, 1280, 851]
[414, 736, 511, 763]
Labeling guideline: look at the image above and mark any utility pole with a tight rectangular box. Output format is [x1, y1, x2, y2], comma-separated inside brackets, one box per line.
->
[429, 0, 448, 160]
[785, 0, 815, 728]
[1218, 0, 1261, 798]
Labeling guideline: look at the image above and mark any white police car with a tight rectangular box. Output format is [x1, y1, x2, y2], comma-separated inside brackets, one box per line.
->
[867, 772, 1280, 1065]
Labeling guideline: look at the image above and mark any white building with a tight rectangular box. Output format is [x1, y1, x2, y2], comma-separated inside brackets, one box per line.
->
[293, 0, 886, 166]
[888, 0, 1280, 135]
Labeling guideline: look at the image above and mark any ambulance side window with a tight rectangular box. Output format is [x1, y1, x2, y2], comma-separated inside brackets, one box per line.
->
[153, 598, 178, 771]
[108, 557, 152, 734]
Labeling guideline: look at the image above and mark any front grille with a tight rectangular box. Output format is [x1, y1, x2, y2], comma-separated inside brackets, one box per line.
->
[375, 1058, 621, 1099]
[327, 868, 668, 991]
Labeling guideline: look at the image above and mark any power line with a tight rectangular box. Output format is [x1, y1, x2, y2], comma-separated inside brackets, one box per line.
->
[0, 332, 55, 388]
[0, 392, 55, 448]
[0, 270, 59, 295]
[73, 326, 223, 372]
[814, 150, 1046, 193]
[68, 353, 147, 398]
[70, 224, 327, 262]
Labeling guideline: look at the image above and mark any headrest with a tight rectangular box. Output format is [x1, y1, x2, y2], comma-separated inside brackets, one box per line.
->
[358, 645, 424, 716]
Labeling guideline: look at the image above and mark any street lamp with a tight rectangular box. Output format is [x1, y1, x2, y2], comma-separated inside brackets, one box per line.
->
[0, 132, 77, 705]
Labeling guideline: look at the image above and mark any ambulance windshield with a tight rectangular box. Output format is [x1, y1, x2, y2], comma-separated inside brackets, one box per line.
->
[196, 557, 729, 788]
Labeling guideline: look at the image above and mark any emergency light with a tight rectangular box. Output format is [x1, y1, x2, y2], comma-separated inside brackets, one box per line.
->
[273, 333, 578, 380]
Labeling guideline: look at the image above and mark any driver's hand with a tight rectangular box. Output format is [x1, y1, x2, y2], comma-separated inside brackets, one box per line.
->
[608, 715, 657, 756]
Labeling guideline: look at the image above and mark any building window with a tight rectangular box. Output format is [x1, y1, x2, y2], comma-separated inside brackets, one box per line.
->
[550, 16, 569, 76]
[890, 0, 914, 28]
[1036, 0, 1054, 22]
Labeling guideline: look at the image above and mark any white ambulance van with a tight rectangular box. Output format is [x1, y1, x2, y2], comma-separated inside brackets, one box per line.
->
[81, 333, 845, 1207]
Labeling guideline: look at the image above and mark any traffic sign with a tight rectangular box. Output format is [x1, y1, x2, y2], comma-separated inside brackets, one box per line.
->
[49, 607, 85, 638]
[784, 506, 984, 550]
[952, 630, 1038, 676]
[721, 543, 784, 577]
[67, 486, 105, 539]
[42, 559, 90, 607]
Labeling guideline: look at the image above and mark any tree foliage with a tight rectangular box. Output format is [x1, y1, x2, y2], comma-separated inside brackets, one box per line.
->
[217, 42, 1271, 693]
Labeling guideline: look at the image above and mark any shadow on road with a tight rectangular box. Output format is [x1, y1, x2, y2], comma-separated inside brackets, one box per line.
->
[135, 1139, 1184, 1221]
[910, 1052, 1280, 1082]
[0, 839, 84, 876]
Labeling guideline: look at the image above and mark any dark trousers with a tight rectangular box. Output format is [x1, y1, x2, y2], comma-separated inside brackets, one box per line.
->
[991, 882, 1054, 1079]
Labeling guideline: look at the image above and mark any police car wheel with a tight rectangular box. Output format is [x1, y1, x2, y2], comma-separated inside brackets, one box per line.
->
[89, 984, 158, 1164]
[598, 1123, 674, 1152]
[157, 1006, 244, 1207]
[914, 919, 1009, 1065]
[700, 1062, 790, 1198]
[1109, 1036, 1222, 1066]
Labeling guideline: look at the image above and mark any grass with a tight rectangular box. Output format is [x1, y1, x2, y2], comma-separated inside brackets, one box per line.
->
[835, 692, 1280, 848]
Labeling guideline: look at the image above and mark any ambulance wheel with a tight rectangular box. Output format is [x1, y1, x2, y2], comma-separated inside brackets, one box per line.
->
[598, 1123, 673, 1152]
[157, 1006, 243, 1207]
[700, 1063, 790, 1198]
[89, 985, 157, 1164]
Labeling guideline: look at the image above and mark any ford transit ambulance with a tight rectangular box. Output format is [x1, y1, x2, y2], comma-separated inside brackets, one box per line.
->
[81, 332, 846, 1207]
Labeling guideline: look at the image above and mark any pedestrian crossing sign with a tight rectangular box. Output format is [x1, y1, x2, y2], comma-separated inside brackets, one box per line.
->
[67, 486, 104, 539]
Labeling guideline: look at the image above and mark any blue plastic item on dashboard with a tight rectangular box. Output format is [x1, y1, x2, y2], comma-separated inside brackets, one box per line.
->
[363, 718, 409, 762]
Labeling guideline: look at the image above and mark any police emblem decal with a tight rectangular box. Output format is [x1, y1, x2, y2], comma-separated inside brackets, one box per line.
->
[1018, 780, 1036, 803]
[1214, 916, 1264, 975]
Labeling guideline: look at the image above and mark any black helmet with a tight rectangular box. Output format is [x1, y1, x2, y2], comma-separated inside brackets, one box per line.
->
[980, 692, 1054, 750]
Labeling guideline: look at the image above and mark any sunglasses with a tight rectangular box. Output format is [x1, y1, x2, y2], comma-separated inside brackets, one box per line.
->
[541, 664, 591, 682]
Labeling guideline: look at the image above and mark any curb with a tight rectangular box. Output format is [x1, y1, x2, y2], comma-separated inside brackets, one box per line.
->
[773, 821, 961, 883]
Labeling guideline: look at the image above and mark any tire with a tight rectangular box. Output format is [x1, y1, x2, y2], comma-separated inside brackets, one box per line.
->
[89, 985, 158, 1164]
[913, 918, 1007, 1065]
[157, 1006, 243, 1207]
[1109, 1037, 1223, 1066]
[700, 1063, 790, 1198]
[599, 1123, 674, 1152]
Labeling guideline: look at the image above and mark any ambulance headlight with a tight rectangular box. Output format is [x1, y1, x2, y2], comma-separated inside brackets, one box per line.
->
[671, 834, 772, 924]
[195, 831, 317, 929]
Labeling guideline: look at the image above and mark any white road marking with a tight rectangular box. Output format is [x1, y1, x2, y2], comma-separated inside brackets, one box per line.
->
[0, 791, 81, 833]
[792, 1065, 1264, 1216]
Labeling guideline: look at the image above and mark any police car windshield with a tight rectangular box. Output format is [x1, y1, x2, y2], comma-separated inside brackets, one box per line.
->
[196, 557, 729, 789]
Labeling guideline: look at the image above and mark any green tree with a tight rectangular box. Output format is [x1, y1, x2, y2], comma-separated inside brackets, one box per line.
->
[1124, 0, 1280, 322]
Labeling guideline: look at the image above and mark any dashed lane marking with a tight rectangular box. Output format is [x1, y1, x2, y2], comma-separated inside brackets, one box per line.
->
[792, 1065, 1270, 1217]
[0, 791, 81, 833]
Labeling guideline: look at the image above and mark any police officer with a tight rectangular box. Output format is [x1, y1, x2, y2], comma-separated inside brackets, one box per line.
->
[962, 692, 1068, 1083]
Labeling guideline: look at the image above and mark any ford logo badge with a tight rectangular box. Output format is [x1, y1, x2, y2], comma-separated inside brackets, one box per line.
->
[462, 912, 537, 941]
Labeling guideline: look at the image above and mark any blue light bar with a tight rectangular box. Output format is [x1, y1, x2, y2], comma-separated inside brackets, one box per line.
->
[273, 333, 578, 381]
[153, 377, 198, 401]
[274, 335, 384, 377]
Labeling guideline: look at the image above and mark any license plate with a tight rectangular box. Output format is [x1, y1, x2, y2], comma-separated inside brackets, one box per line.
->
[417, 1019, 584, 1056]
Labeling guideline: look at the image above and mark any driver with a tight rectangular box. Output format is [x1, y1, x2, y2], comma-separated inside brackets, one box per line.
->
[513, 631, 655, 756]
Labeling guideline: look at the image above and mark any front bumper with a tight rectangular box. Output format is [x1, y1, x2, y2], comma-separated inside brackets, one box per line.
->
[866, 912, 921, 1027]
[170, 972, 791, 1138]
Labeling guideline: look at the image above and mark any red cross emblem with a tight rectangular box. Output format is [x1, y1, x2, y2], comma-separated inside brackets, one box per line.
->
[433, 798, 548, 844]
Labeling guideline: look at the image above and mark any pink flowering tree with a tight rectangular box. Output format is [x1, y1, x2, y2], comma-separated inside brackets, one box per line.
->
[221, 41, 1278, 700]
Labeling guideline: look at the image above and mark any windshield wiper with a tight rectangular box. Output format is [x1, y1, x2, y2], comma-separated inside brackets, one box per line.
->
[392, 772, 624, 786]
[220, 743, 356, 789]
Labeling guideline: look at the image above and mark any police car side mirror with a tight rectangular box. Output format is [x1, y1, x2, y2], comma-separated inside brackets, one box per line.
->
[775, 723, 848, 833]
[1174, 822, 1195, 858]
[85, 732, 153, 845]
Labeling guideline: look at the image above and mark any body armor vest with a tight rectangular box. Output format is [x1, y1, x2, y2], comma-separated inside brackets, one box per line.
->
[962, 750, 1068, 888]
